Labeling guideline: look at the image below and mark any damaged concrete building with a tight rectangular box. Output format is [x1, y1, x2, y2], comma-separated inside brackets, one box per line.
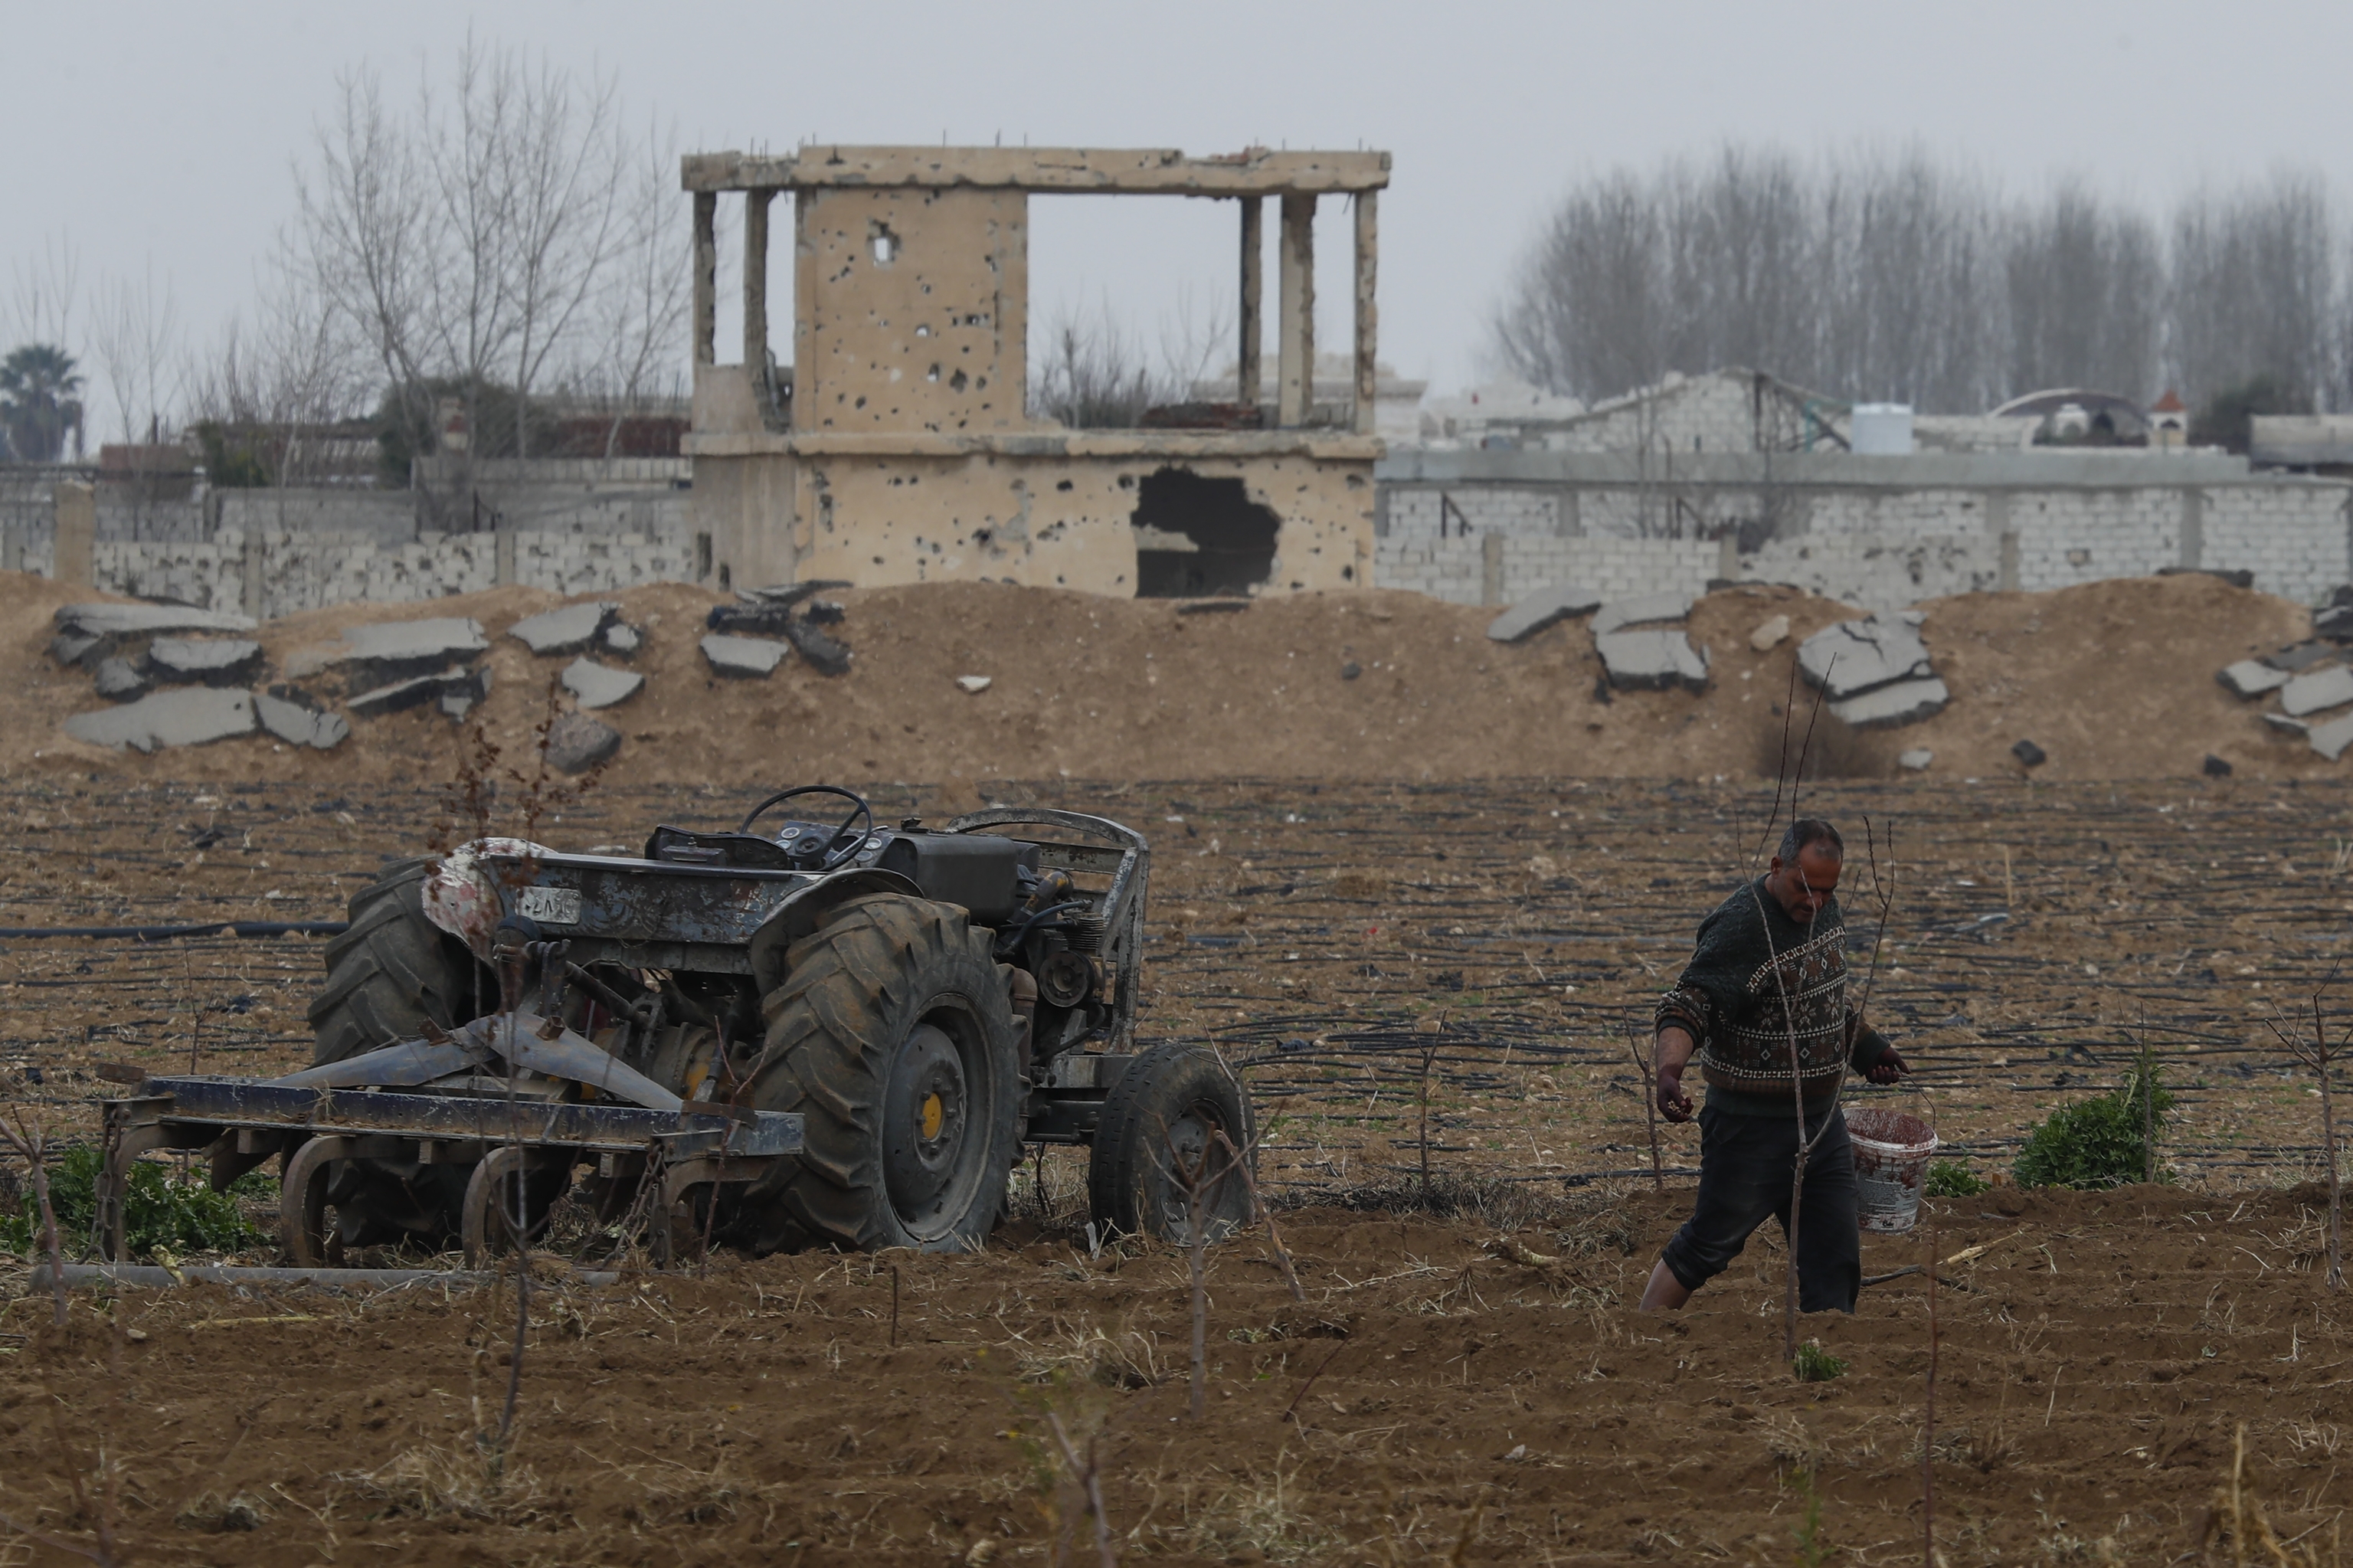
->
[682, 145, 1389, 597]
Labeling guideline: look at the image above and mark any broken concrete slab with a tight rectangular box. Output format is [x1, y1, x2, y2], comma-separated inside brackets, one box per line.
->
[507, 601, 618, 656]
[54, 602, 255, 637]
[544, 712, 620, 774]
[255, 689, 349, 750]
[2219, 660, 2293, 699]
[1485, 583, 1602, 643]
[2316, 603, 2353, 642]
[48, 630, 101, 667]
[340, 617, 488, 664]
[2265, 712, 2313, 738]
[2282, 665, 2353, 718]
[738, 580, 852, 607]
[2313, 712, 2353, 761]
[1591, 593, 1692, 637]
[1596, 628, 1709, 692]
[1749, 614, 1791, 653]
[701, 633, 790, 678]
[957, 675, 992, 693]
[782, 616, 853, 676]
[2261, 641, 2338, 672]
[349, 666, 477, 719]
[601, 622, 642, 658]
[64, 689, 255, 753]
[561, 657, 643, 711]
[1798, 616, 1934, 699]
[1830, 676, 1949, 729]
[93, 658, 149, 702]
[1898, 748, 1934, 771]
[147, 637, 263, 686]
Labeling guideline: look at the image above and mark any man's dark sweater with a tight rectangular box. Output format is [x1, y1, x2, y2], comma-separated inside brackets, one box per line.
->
[1654, 875, 1890, 1116]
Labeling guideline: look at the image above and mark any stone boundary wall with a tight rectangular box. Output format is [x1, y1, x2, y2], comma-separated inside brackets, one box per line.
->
[86, 526, 706, 620]
[1373, 450, 2353, 610]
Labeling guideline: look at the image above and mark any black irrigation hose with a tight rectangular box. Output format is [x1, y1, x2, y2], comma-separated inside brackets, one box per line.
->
[0, 920, 349, 941]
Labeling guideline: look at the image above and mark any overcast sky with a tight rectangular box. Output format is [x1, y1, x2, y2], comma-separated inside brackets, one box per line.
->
[10, 0, 2353, 435]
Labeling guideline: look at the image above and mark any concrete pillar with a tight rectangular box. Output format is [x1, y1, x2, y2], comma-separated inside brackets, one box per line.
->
[744, 188, 773, 373]
[1480, 529, 1504, 606]
[1999, 530, 2021, 593]
[1556, 490, 1581, 538]
[1352, 190, 1379, 437]
[2181, 488, 2205, 569]
[1277, 194, 1316, 427]
[692, 191, 718, 365]
[53, 481, 94, 585]
[495, 528, 516, 587]
[1237, 198, 1262, 410]
[1716, 530, 1739, 585]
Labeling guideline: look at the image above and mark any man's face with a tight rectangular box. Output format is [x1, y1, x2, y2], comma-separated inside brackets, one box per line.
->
[1768, 843, 1843, 923]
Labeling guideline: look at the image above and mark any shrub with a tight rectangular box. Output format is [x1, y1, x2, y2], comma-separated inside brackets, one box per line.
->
[2, 1146, 263, 1258]
[2014, 1069, 2170, 1190]
[1791, 1340, 1847, 1382]
[1923, 1160, 1990, 1198]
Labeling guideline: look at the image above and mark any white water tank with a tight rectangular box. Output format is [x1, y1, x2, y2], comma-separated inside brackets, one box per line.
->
[1851, 403, 1914, 455]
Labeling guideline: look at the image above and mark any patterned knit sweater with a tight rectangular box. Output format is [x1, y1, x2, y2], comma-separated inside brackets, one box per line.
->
[1654, 875, 1890, 1116]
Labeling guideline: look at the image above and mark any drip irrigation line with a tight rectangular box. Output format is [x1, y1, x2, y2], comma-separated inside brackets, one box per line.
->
[0, 920, 349, 941]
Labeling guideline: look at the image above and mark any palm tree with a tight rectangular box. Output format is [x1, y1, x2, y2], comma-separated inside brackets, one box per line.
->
[0, 344, 85, 463]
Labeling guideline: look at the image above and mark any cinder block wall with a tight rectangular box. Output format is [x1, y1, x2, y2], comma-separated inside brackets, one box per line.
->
[1373, 451, 2353, 611]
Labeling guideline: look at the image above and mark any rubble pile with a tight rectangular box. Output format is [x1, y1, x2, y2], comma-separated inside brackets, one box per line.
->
[2216, 590, 2353, 761]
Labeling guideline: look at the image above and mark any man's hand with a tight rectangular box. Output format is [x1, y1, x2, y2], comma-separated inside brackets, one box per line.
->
[1654, 1025, 1697, 1122]
[1866, 1046, 1910, 1086]
[1657, 1066, 1694, 1123]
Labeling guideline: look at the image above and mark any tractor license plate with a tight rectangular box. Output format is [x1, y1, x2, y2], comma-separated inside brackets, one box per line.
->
[518, 885, 583, 925]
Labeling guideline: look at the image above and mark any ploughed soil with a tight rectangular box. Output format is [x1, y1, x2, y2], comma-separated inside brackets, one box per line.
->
[6, 775, 2353, 1560]
[2, 1185, 2343, 1565]
[0, 568, 2329, 786]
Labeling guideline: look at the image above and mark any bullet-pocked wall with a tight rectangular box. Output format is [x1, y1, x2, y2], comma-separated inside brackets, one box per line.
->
[784, 448, 1371, 594]
[681, 145, 1391, 599]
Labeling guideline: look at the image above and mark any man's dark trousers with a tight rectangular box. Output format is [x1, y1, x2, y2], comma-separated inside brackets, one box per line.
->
[1659, 1102, 1861, 1312]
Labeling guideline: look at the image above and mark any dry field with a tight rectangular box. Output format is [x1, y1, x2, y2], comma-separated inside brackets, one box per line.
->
[3, 774, 2352, 1563]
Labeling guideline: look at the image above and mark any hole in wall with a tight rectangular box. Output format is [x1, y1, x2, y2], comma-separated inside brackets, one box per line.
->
[1131, 467, 1279, 599]
[870, 223, 899, 264]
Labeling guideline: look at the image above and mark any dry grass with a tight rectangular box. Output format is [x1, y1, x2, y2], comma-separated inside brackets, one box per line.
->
[1013, 1321, 1170, 1390]
[330, 1441, 546, 1524]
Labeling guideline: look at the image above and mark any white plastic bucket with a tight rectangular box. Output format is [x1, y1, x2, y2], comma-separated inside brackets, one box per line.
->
[1847, 1108, 1938, 1233]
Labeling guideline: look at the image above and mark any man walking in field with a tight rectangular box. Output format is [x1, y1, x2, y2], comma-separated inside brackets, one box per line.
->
[1639, 818, 1909, 1314]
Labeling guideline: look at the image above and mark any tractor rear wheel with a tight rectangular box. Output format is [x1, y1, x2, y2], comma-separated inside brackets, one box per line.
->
[1088, 1042, 1258, 1243]
[739, 895, 1021, 1253]
[296, 858, 483, 1249]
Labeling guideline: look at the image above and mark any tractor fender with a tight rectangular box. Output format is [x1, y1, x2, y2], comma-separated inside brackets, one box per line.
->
[746, 868, 924, 995]
[422, 837, 556, 960]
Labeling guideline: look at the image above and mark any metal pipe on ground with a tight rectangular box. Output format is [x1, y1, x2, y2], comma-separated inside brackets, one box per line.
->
[32, 1263, 621, 1292]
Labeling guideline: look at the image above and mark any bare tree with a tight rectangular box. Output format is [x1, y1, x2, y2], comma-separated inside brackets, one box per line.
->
[189, 239, 371, 486]
[576, 121, 691, 461]
[294, 39, 654, 511]
[87, 264, 187, 539]
[2005, 182, 2162, 399]
[6, 234, 82, 363]
[2168, 173, 2336, 411]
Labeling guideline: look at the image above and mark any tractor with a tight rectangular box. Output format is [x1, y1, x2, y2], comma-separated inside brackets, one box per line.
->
[95, 789, 1255, 1263]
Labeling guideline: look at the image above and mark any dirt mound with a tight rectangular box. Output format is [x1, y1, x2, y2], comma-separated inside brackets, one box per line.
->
[0, 569, 2321, 785]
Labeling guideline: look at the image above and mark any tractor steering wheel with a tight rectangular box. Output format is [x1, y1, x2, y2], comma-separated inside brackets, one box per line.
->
[738, 785, 875, 872]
